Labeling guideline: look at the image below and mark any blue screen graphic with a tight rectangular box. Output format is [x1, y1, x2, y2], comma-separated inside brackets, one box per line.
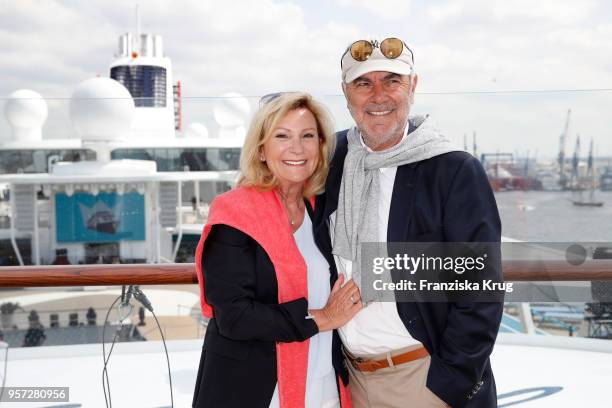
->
[55, 192, 145, 243]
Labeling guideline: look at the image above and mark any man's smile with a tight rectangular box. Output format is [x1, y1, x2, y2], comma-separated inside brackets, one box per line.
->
[366, 110, 394, 116]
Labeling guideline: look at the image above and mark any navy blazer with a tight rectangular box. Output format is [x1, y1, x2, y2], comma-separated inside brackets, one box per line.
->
[314, 130, 504, 408]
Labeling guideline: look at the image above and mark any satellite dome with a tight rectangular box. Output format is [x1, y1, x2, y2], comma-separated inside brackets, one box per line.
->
[184, 122, 209, 138]
[4, 89, 48, 141]
[70, 77, 135, 141]
[213, 92, 250, 128]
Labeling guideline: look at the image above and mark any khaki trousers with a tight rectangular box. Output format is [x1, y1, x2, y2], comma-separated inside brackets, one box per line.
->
[346, 347, 448, 408]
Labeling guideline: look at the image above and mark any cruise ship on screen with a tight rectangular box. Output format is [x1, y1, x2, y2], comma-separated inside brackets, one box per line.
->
[0, 20, 610, 408]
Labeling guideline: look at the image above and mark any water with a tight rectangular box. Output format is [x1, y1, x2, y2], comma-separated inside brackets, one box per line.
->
[495, 190, 612, 242]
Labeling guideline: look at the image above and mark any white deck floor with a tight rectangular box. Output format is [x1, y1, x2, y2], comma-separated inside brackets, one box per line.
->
[1, 334, 611, 407]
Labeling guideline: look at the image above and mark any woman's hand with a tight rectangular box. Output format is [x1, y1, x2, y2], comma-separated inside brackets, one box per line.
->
[309, 274, 362, 332]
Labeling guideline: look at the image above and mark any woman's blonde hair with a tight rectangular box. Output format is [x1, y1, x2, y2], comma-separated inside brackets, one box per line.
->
[237, 92, 336, 197]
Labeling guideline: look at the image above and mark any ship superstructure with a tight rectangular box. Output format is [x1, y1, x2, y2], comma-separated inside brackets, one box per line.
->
[0, 27, 244, 267]
[110, 27, 180, 138]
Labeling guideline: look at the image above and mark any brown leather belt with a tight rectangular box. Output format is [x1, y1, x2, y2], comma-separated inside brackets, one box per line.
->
[345, 347, 429, 372]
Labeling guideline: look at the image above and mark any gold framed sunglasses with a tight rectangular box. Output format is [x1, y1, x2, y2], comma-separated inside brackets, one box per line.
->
[342, 38, 413, 65]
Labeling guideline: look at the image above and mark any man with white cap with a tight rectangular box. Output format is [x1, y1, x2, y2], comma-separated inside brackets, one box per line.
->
[314, 38, 503, 407]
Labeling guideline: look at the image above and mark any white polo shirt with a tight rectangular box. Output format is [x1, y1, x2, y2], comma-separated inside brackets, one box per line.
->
[330, 125, 422, 357]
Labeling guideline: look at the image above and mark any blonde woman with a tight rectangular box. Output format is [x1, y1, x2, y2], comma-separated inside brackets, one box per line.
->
[193, 93, 361, 408]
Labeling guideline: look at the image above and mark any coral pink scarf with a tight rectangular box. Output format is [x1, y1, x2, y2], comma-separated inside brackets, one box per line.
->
[195, 186, 351, 408]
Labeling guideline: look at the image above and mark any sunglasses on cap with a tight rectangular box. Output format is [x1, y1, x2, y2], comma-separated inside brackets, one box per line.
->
[341, 38, 414, 66]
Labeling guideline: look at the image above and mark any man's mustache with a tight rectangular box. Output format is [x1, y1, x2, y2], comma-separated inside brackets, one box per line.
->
[364, 104, 395, 112]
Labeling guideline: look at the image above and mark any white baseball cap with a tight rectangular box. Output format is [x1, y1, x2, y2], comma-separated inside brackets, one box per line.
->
[341, 37, 414, 83]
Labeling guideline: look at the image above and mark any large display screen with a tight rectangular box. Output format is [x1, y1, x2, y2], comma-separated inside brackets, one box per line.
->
[55, 192, 145, 243]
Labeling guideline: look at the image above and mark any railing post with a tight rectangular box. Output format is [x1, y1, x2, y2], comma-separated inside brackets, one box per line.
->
[519, 302, 536, 335]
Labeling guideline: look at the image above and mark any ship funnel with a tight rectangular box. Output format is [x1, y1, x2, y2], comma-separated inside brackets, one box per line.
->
[109, 9, 175, 140]
[140, 34, 153, 57]
[153, 35, 163, 57]
[118, 33, 131, 57]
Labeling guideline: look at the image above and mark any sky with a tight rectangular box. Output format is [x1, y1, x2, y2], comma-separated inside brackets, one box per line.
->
[1, 0, 612, 158]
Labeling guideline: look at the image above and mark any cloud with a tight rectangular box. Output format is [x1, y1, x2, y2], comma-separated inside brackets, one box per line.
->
[490, 0, 594, 24]
[416, 0, 612, 93]
[0, 0, 611, 155]
[0, 0, 364, 140]
[0, 0, 360, 99]
[427, 0, 596, 25]
[336, 0, 413, 21]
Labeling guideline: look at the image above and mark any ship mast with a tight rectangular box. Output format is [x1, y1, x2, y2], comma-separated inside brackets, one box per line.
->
[570, 133, 581, 187]
[588, 138, 595, 200]
[587, 137, 594, 177]
[558, 109, 571, 189]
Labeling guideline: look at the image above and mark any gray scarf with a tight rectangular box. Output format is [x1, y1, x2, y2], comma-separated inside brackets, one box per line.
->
[332, 115, 459, 289]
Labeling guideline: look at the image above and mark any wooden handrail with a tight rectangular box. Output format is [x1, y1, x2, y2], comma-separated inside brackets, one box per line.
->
[0, 264, 197, 287]
[0, 260, 611, 287]
[502, 260, 612, 282]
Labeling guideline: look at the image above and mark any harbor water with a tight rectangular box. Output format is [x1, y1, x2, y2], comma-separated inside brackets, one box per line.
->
[496, 190, 612, 242]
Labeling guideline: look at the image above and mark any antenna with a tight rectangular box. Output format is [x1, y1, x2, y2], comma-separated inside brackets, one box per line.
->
[136, 5, 141, 39]
[135, 5, 141, 54]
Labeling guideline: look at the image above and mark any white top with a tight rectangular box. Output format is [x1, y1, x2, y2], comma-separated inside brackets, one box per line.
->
[331, 124, 423, 357]
[269, 213, 340, 408]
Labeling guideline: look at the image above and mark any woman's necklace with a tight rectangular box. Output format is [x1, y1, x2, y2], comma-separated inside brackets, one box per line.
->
[278, 191, 303, 227]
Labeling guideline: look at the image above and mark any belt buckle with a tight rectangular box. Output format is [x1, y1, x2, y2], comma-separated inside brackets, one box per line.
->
[350, 356, 364, 370]
[353, 356, 386, 372]
[367, 359, 387, 372]
[344, 348, 386, 372]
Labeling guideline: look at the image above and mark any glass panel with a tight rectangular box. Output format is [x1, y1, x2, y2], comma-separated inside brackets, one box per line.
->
[0, 285, 206, 348]
[0, 239, 31, 266]
[111, 65, 167, 107]
[154, 148, 170, 171]
[206, 148, 241, 171]
[166, 148, 181, 171]
[0, 149, 95, 173]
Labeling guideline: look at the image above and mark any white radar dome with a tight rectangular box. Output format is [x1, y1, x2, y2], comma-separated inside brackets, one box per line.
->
[213, 92, 251, 128]
[184, 122, 209, 138]
[4, 89, 48, 141]
[70, 77, 135, 141]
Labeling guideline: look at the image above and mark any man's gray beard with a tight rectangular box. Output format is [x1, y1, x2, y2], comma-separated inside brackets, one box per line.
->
[360, 124, 404, 150]
[347, 102, 408, 149]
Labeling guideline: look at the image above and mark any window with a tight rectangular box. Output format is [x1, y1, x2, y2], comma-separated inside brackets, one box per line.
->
[111, 148, 240, 171]
[111, 65, 167, 107]
[0, 150, 95, 174]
